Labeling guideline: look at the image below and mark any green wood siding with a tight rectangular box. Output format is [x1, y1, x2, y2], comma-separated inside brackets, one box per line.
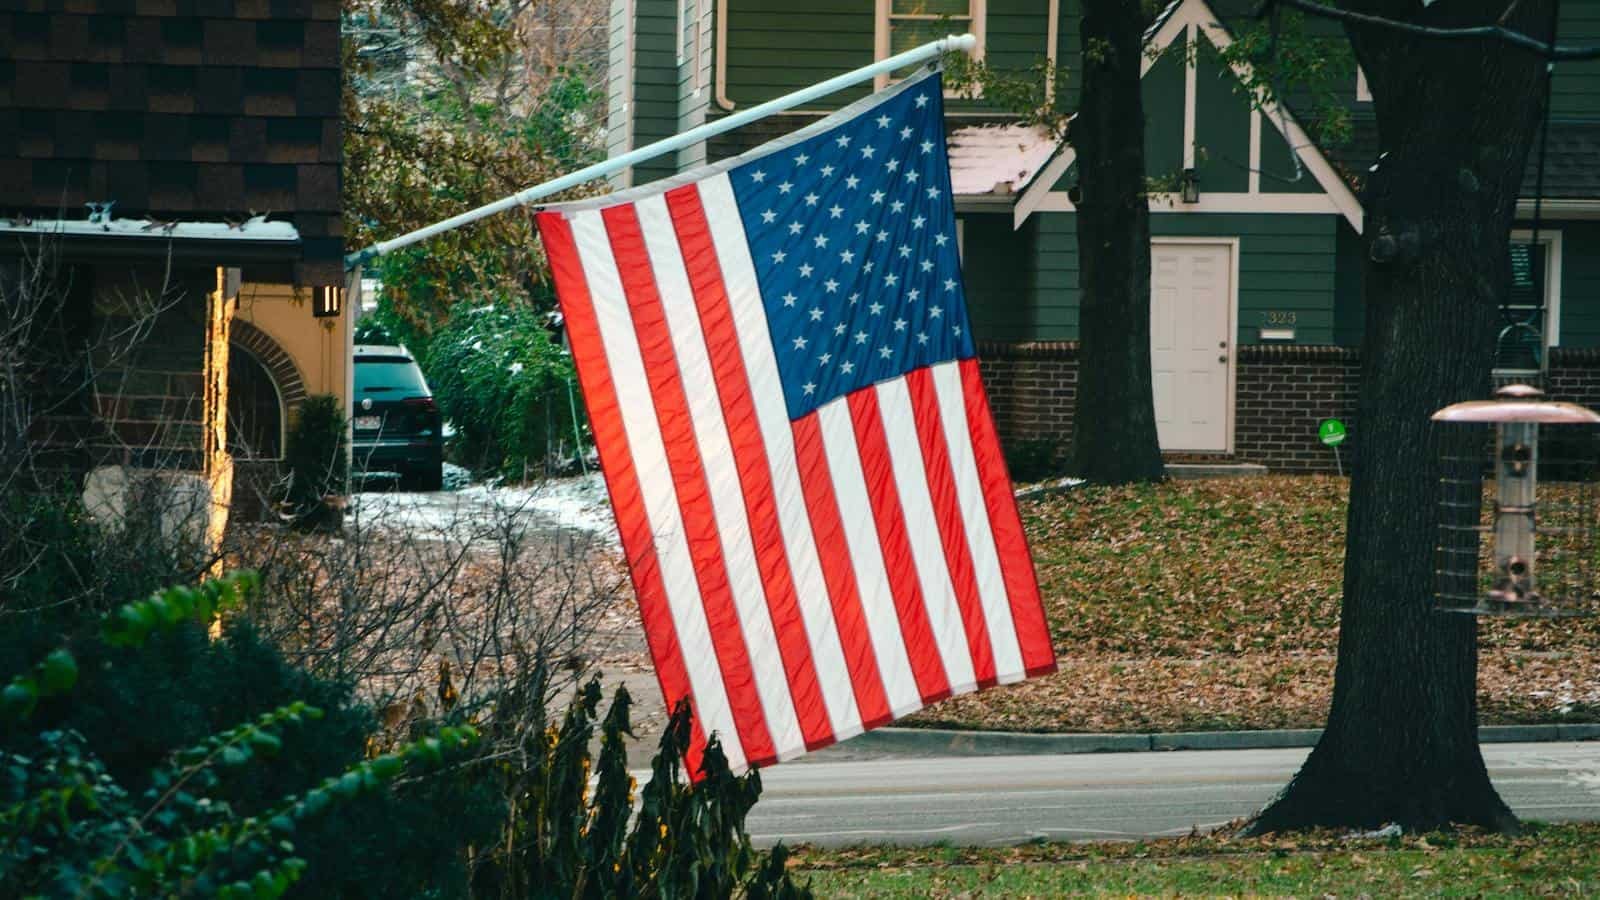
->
[964, 211, 1341, 345]
[1259, 117, 1321, 194]
[1333, 220, 1364, 346]
[1553, 2, 1600, 119]
[630, 0, 680, 185]
[1194, 34, 1250, 194]
[1143, 40, 1186, 183]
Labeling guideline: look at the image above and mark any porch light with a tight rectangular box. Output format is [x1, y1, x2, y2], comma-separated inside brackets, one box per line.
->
[1432, 383, 1600, 617]
[1180, 168, 1200, 204]
[313, 285, 344, 318]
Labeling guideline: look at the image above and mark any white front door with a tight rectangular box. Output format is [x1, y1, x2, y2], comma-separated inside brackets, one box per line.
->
[1150, 241, 1234, 452]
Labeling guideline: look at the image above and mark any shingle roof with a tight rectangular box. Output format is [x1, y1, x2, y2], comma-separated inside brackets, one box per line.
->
[1322, 116, 1600, 201]
[0, 1, 343, 284]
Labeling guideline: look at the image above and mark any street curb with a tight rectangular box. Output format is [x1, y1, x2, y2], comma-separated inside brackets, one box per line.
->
[831, 723, 1600, 757]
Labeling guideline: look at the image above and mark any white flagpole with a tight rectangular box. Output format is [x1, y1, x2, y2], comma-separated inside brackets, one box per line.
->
[346, 33, 978, 269]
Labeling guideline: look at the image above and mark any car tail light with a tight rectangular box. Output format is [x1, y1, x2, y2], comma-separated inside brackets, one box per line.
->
[402, 396, 437, 413]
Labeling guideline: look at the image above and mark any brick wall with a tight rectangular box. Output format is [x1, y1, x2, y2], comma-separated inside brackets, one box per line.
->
[976, 342, 1600, 474]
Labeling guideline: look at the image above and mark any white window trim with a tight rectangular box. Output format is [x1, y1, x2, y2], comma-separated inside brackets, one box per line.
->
[1510, 228, 1563, 349]
[874, 0, 986, 92]
[1355, 66, 1371, 103]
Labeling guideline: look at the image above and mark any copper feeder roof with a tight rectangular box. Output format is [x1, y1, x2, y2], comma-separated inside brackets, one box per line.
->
[1432, 384, 1600, 424]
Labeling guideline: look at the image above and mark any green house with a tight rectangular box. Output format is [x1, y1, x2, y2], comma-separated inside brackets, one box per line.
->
[605, 0, 1600, 471]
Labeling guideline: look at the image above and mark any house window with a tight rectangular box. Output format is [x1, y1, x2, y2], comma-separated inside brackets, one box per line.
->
[1495, 231, 1562, 374]
[875, 0, 985, 88]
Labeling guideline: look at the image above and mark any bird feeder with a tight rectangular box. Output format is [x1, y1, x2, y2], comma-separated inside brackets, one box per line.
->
[1433, 384, 1600, 617]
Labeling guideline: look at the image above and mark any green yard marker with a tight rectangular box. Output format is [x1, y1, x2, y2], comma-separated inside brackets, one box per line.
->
[1319, 418, 1347, 475]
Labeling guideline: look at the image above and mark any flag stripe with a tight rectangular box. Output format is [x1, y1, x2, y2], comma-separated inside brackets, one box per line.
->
[874, 377, 979, 694]
[844, 389, 953, 703]
[569, 207, 758, 770]
[649, 189, 844, 753]
[904, 366, 998, 688]
[789, 412, 896, 729]
[536, 211, 713, 773]
[814, 400, 926, 715]
[695, 175, 869, 741]
[597, 204, 782, 766]
[958, 358, 1057, 676]
[931, 362, 1026, 681]
[628, 196, 818, 759]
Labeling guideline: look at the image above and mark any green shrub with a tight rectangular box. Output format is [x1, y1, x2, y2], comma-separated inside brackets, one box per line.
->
[1, 572, 480, 898]
[424, 300, 581, 477]
[1004, 436, 1067, 484]
[282, 394, 348, 529]
[470, 670, 811, 899]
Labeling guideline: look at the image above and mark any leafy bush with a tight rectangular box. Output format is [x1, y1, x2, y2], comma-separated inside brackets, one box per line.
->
[424, 301, 581, 477]
[470, 669, 811, 899]
[1004, 436, 1067, 484]
[282, 394, 348, 529]
[0, 572, 480, 897]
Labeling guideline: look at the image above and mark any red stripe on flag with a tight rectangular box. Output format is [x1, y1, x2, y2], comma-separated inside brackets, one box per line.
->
[846, 389, 952, 703]
[663, 184, 836, 752]
[905, 368, 998, 688]
[957, 359, 1057, 676]
[600, 203, 781, 766]
[790, 413, 894, 730]
[535, 211, 709, 771]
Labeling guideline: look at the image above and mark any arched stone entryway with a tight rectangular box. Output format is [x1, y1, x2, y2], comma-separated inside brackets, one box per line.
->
[228, 320, 306, 460]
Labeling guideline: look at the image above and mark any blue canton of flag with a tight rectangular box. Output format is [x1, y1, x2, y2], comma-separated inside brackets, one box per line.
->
[730, 71, 976, 420]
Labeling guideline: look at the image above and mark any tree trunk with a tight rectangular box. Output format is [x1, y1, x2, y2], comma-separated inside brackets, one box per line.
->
[1066, 0, 1165, 485]
[1250, 1, 1551, 834]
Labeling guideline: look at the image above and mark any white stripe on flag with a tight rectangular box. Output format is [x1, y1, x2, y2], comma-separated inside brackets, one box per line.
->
[931, 361, 1025, 682]
[815, 397, 925, 717]
[568, 209, 748, 772]
[874, 377, 979, 694]
[699, 175, 867, 741]
[633, 194, 808, 760]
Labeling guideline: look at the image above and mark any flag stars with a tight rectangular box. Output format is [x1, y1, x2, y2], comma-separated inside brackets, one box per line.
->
[814, 234, 829, 249]
[900, 126, 914, 139]
[855, 330, 869, 344]
[760, 209, 776, 224]
[778, 181, 793, 194]
[803, 381, 817, 395]
[836, 134, 852, 148]
[793, 336, 808, 350]
[912, 215, 926, 229]
[905, 169, 919, 183]
[834, 322, 848, 336]
[809, 307, 823, 321]
[943, 278, 957, 291]
[839, 249, 855, 264]
[829, 204, 844, 219]
[855, 221, 871, 235]
[914, 93, 929, 108]
[879, 345, 894, 359]
[864, 260, 876, 273]
[919, 259, 934, 272]
[954, 325, 963, 337]
[861, 145, 876, 159]
[788, 221, 803, 235]
[877, 114, 891, 128]
[935, 232, 949, 246]
[897, 244, 912, 258]
[848, 291, 861, 304]
[771, 250, 787, 264]
[920, 140, 934, 154]
[823, 278, 839, 293]
[845, 175, 861, 189]
[884, 273, 899, 286]
[875, 230, 889, 243]
[798, 263, 814, 278]
[783, 292, 798, 306]
[885, 159, 900, 172]
[803, 192, 819, 206]
[752, 169, 767, 183]
[908, 288, 921, 301]
[930, 305, 943, 318]
[893, 317, 907, 331]
[916, 332, 929, 345]
[869, 301, 884, 315]
[926, 186, 941, 200]
[870, 190, 885, 204]
[890, 200, 905, 214]
[818, 351, 832, 365]
[820, 164, 835, 178]
[794, 152, 810, 166]
[840, 360, 855, 374]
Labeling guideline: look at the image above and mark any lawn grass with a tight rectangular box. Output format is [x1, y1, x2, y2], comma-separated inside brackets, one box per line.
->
[792, 821, 1600, 897]
[903, 476, 1600, 733]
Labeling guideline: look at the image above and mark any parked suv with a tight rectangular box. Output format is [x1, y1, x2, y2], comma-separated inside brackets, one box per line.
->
[352, 345, 443, 491]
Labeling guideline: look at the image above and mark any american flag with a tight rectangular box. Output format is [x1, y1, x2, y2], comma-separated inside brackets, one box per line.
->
[535, 70, 1055, 774]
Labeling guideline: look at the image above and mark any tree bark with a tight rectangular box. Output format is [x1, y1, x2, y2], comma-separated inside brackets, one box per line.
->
[1067, 0, 1166, 485]
[1250, 0, 1551, 834]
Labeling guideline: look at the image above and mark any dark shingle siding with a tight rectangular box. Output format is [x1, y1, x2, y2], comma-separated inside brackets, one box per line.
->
[0, 1, 342, 281]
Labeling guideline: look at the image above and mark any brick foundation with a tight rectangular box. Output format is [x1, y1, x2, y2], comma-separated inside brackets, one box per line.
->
[976, 342, 1600, 474]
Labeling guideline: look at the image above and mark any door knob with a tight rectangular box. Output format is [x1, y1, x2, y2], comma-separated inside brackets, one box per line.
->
[1218, 355, 1228, 364]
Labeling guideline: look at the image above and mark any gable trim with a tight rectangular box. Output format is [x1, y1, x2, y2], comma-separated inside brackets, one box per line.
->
[1012, 0, 1364, 233]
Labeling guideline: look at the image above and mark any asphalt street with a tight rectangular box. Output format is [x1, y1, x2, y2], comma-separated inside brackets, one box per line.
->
[745, 742, 1600, 847]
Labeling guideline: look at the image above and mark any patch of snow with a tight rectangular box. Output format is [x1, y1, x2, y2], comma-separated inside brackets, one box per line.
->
[946, 124, 1059, 197]
[348, 472, 617, 547]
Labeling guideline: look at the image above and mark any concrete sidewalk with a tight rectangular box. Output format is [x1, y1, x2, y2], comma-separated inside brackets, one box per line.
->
[803, 721, 1600, 762]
